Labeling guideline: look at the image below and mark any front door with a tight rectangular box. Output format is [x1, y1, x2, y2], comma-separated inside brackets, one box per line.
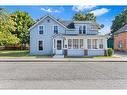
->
[56, 40, 63, 55]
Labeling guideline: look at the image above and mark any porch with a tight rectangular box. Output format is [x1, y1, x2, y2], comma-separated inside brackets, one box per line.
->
[52, 34, 108, 57]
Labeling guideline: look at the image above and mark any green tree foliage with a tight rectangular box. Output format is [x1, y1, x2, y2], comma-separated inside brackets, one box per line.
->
[111, 9, 127, 33]
[73, 12, 96, 21]
[10, 10, 35, 45]
[0, 8, 20, 46]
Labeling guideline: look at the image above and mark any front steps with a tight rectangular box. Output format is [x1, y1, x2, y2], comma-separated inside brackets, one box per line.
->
[53, 55, 64, 58]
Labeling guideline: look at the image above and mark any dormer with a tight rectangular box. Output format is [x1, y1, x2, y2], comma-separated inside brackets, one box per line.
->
[74, 21, 101, 35]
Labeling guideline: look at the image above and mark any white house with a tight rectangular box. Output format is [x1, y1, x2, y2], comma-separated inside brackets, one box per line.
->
[29, 15, 109, 57]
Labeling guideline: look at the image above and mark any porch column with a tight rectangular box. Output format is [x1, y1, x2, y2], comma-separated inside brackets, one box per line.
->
[104, 38, 107, 49]
[53, 39, 54, 54]
[97, 39, 99, 49]
[64, 37, 68, 56]
[84, 38, 87, 49]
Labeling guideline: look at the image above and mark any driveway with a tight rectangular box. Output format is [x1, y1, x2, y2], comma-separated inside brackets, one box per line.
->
[0, 62, 127, 89]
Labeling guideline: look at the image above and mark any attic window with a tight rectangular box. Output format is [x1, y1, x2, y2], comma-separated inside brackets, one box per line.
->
[47, 19, 50, 22]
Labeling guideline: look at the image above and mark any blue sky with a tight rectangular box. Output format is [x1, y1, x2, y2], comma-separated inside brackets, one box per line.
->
[1, 5, 127, 34]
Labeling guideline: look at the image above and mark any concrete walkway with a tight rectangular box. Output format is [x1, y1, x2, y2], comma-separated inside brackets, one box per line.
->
[0, 57, 127, 62]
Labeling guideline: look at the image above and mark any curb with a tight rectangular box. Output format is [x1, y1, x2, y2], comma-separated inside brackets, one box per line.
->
[0, 59, 127, 62]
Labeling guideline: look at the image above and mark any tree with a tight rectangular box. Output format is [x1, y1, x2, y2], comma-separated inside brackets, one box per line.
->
[111, 9, 127, 33]
[73, 12, 96, 21]
[0, 8, 20, 46]
[85, 13, 96, 21]
[10, 10, 35, 45]
[73, 12, 85, 21]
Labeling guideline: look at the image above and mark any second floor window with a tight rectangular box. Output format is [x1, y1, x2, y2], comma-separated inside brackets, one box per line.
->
[79, 26, 82, 34]
[39, 26, 44, 34]
[54, 26, 58, 34]
[79, 25, 86, 34]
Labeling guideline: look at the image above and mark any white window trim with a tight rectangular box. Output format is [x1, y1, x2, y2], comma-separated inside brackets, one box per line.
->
[37, 40, 44, 51]
[68, 39, 84, 50]
[78, 25, 87, 34]
[87, 39, 104, 50]
[38, 25, 45, 35]
[52, 25, 59, 34]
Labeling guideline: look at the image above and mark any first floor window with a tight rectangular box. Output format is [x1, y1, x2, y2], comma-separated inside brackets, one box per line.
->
[118, 41, 122, 48]
[99, 39, 103, 49]
[92, 39, 97, 49]
[80, 39, 83, 49]
[87, 39, 91, 49]
[68, 39, 72, 49]
[73, 39, 78, 49]
[38, 41, 43, 50]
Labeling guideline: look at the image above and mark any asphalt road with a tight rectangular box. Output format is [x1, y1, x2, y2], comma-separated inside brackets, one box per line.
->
[0, 62, 127, 89]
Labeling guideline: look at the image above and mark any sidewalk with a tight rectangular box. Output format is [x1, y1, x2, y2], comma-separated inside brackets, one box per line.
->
[0, 57, 127, 62]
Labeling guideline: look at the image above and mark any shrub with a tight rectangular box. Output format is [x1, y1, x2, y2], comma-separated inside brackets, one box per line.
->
[107, 48, 114, 56]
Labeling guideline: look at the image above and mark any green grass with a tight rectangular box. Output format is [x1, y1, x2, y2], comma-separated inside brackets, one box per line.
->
[0, 50, 52, 58]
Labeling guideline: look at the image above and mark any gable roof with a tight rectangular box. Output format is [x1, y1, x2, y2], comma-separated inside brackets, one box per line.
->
[29, 15, 101, 31]
[115, 24, 127, 34]
[29, 15, 75, 31]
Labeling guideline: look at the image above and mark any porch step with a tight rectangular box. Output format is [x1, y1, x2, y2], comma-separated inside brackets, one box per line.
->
[53, 55, 64, 58]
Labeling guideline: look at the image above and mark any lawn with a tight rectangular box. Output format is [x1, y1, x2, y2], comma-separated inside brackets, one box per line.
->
[0, 50, 52, 58]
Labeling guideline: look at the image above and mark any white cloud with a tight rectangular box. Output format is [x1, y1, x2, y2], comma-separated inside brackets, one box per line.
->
[90, 8, 109, 16]
[41, 8, 61, 13]
[72, 5, 96, 12]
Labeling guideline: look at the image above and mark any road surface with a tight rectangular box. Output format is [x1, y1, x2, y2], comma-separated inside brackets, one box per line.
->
[0, 62, 127, 89]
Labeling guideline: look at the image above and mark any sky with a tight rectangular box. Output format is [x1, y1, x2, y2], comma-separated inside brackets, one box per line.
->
[1, 5, 127, 34]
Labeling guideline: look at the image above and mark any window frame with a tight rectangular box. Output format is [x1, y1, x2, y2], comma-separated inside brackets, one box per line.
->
[99, 39, 104, 49]
[53, 25, 59, 34]
[38, 25, 44, 34]
[38, 40, 44, 51]
[78, 25, 87, 34]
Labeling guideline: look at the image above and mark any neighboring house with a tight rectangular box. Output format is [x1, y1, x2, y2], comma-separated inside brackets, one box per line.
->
[29, 15, 109, 56]
[114, 24, 127, 52]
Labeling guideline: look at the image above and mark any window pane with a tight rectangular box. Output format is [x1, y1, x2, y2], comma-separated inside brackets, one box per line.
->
[80, 39, 83, 49]
[92, 39, 97, 49]
[99, 39, 103, 49]
[39, 26, 43, 34]
[87, 39, 91, 49]
[79, 26, 82, 34]
[39, 41, 43, 50]
[57, 40, 62, 50]
[83, 26, 86, 34]
[68, 39, 72, 49]
[73, 39, 78, 49]
[54, 26, 58, 34]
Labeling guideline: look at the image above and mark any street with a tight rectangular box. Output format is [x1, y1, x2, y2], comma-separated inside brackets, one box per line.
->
[0, 62, 127, 89]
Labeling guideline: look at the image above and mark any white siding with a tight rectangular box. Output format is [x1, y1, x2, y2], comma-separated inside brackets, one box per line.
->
[30, 17, 66, 55]
[67, 49, 84, 56]
[88, 49, 105, 56]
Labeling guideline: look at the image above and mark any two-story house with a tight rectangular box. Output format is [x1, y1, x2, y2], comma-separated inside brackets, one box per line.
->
[29, 15, 109, 57]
